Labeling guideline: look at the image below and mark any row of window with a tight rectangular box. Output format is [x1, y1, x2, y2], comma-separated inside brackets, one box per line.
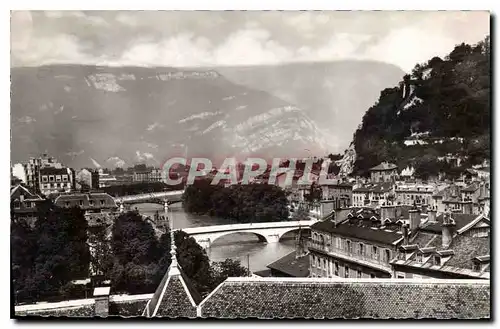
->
[41, 175, 69, 183]
[12, 201, 37, 209]
[64, 200, 107, 207]
[42, 183, 70, 189]
[311, 254, 376, 278]
[311, 233, 392, 263]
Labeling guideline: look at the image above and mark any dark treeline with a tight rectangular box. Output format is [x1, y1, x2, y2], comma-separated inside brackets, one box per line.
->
[182, 179, 290, 223]
[102, 181, 184, 197]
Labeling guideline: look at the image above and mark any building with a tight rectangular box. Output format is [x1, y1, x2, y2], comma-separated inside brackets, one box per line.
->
[39, 167, 73, 196]
[369, 162, 398, 183]
[10, 184, 44, 225]
[98, 170, 117, 188]
[23, 154, 63, 192]
[432, 182, 486, 215]
[132, 166, 163, 183]
[394, 181, 436, 207]
[54, 192, 118, 214]
[391, 211, 490, 280]
[308, 208, 409, 279]
[352, 182, 393, 207]
[258, 229, 310, 278]
[320, 180, 352, 208]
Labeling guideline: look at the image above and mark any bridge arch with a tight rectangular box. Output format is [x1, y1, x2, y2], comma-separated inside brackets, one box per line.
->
[278, 227, 311, 242]
[209, 231, 268, 246]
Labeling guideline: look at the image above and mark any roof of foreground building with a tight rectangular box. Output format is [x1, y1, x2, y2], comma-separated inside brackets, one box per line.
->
[198, 278, 490, 319]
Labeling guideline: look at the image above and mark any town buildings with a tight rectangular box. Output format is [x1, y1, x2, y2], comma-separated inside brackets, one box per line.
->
[10, 184, 44, 225]
[39, 167, 74, 196]
[394, 181, 436, 207]
[352, 182, 393, 207]
[308, 207, 407, 279]
[391, 211, 490, 280]
[369, 162, 398, 183]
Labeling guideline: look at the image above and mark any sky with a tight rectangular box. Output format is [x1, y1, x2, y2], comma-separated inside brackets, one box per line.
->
[11, 11, 490, 72]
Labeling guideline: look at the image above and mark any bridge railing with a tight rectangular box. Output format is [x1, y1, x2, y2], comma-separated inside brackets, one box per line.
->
[182, 220, 315, 235]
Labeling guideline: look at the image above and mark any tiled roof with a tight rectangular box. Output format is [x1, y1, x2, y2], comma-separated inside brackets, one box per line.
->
[353, 182, 392, 193]
[54, 193, 117, 209]
[144, 262, 201, 318]
[461, 183, 479, 192]
[199, 278, 490, 319]
[420, 213, 478, 233]
[369, 162, 398, 171]
[445, 235, 490, 268]
[312, 221, 402, 245]
[266, 251, 309, 277]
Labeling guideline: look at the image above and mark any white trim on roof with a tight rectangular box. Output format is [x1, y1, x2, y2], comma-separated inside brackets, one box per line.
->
[152, 276, 171, 317]
[179, 274, 197, 308]
[457, 214, 489, 235]
[222, 277, 488, 284]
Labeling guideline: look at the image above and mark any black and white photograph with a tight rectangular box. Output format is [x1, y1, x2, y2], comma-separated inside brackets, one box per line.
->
[9, 9, 491, 319]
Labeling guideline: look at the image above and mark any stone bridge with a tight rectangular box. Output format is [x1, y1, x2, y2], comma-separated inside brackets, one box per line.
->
[182, 220, 316, 249]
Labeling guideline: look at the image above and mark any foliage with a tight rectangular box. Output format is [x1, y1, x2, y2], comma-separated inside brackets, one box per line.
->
[12, 200, 90, 303]
[352, 37, 490, 175]
[291, 204, 310, 221]
[102, 182, 183, 197]
[183, 179, 290, 223]
[210, 259, 249, 288]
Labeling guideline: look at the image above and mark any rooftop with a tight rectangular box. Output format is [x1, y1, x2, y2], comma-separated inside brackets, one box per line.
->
[369, 162, 398, 172]
[312, 220, 402, 245]
[266, 251, 309, 277]
[199, 278, 490, 319]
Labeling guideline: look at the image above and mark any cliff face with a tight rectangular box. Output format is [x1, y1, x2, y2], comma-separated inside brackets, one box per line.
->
[11, 65, 329, 168]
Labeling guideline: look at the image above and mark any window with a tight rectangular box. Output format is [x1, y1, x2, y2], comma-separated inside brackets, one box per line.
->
[312, 255, 316, 268]
[100, 200, 105, 206]
[334, 262, 339, 276]
[62, 175, 68, 182]
[89, 200, 94, 206]
[359, 243, 365, 256]
[347, 240, 352, 253]
[373, 246, 378, 259]
[385, 249, 391, 262]
[473, 262, 481, 272]
[13, 201, 20, 209]
[323, 259, 326, 270]
[344, 266, 349, 278]
[434, 256, 441, 266]
[49, 176, 54, 182]
[56, 175, 61, 182]
[357, 270, 362, 278]
[397, 274, 405, 279]
[416, 253, 423, 263]
[370, 274, 376, 279]
[65, 201, 70, 207]
[42, 176, 48, 183]
[79, 200, 83, 206]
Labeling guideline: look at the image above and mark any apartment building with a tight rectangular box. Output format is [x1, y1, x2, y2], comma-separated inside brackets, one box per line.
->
[39, 167, 73, 196]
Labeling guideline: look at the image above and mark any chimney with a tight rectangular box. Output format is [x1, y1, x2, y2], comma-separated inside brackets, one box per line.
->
[442, 211, 456, 249]
[93, 287, 110, 317]
[409, 209, 420, 232]
[402, 224, 409, 245]
[380, 204, 396, 225]
[427, 208, 437, 223]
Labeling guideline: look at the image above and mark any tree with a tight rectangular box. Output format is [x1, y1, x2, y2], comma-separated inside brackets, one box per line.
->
[154, 229, 213, 296]
[210, 259, 249, 288]
[292, 204, 309, 221]
[11, 215, 37, 303]
[88, 223, 113, 280]
[24, 201, 90, 300]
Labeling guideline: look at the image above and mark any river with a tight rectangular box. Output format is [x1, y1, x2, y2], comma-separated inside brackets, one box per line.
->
[133, 203, 296, 272]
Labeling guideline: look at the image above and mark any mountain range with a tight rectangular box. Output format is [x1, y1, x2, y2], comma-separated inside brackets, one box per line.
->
[11, 61, 404, 169]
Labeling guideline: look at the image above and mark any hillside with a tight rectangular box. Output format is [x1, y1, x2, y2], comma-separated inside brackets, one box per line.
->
[216, 61, 404, 151]
[11, 65, 329, 168]
[348, 36, 490, 177]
